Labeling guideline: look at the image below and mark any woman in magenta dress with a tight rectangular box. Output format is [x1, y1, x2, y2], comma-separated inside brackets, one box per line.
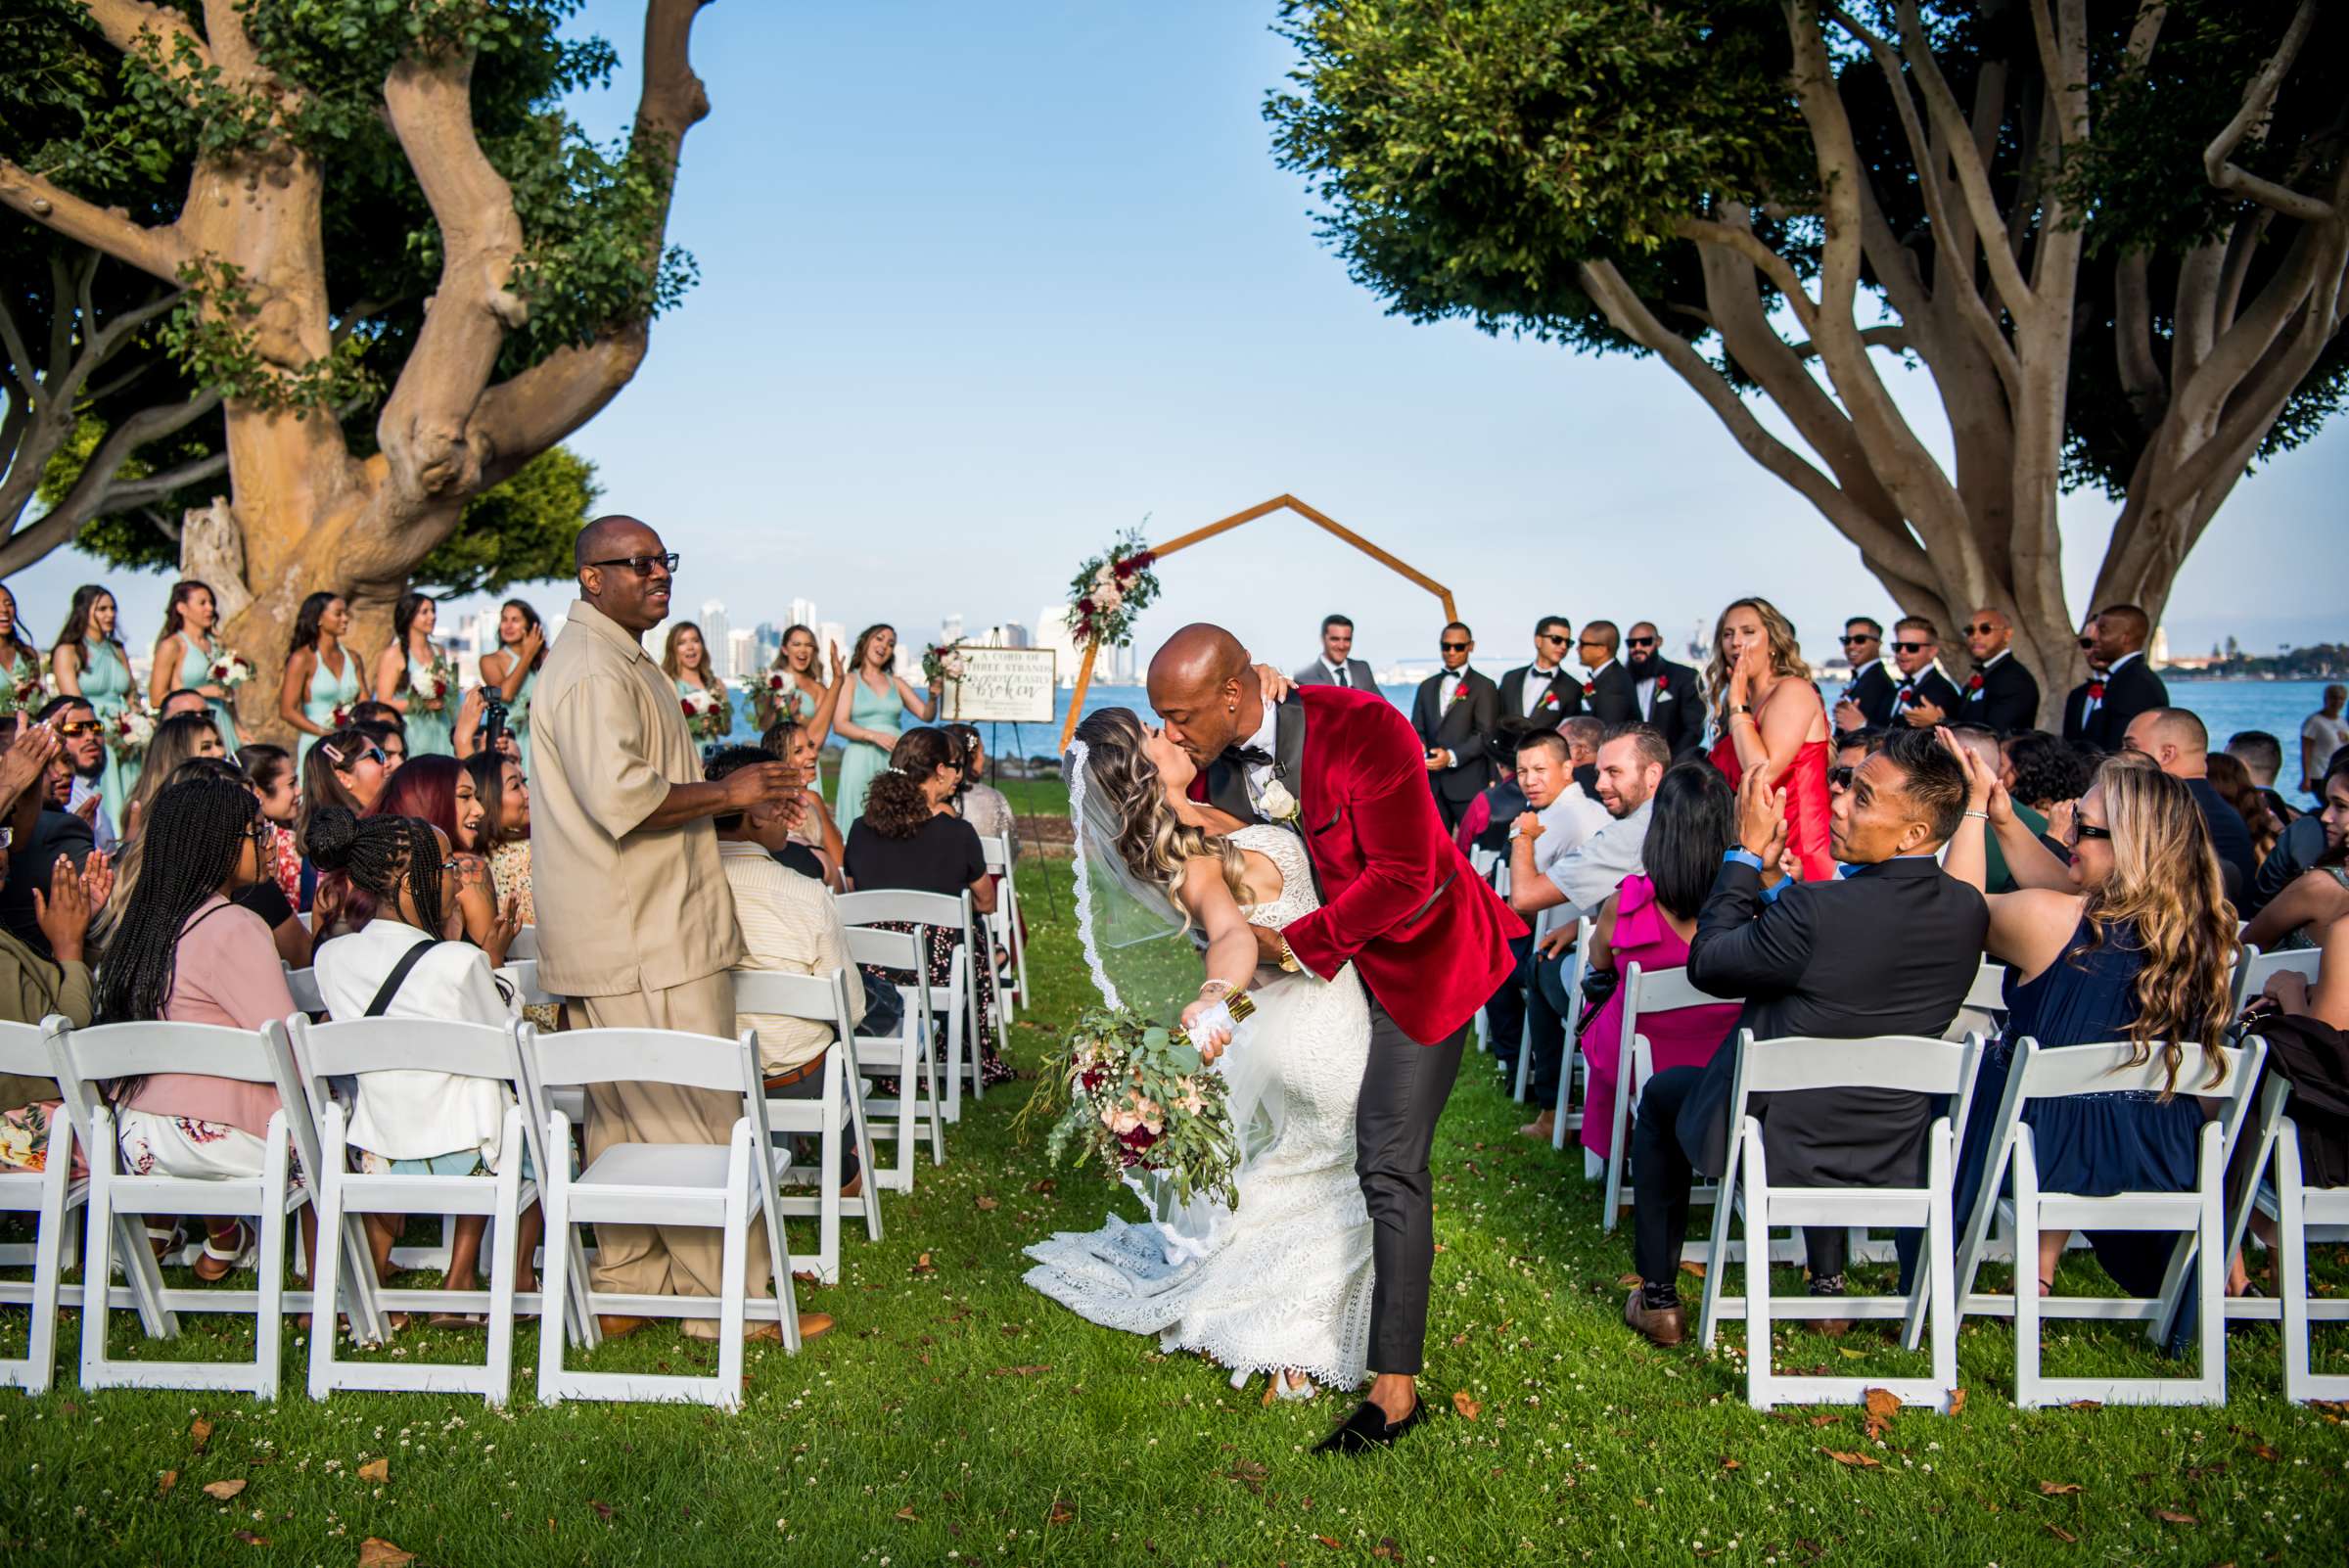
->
[1579, 761, 1746, 1160]
[1704, 596, 1834, 883]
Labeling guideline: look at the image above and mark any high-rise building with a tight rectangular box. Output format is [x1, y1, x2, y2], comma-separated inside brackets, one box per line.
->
[727, 628, 758, 684]
[1033, 602, 1079, 683]
[787, 597, 818, 635]
[1000, 622, 1030, 649]
[467, 608, 502, 685]
[700, 599, 732, 679]
[941, 613, 965, 646]
[817, 622, 850, 669]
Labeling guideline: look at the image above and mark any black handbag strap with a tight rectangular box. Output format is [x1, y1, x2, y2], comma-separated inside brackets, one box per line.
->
[365, 939, 439, 1018]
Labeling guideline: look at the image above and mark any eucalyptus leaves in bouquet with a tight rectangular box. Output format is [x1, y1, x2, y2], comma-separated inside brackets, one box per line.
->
[1036, 1003, 1240, 1209]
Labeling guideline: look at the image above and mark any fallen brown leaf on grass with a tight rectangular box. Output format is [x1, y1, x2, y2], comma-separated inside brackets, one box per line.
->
[1615, 1272, 1641, 1288]
[2065, 1399, 2101, 1410]
[2037, 1481, 2083, 1496]
[1224, 1460, 1268, 1495]
[232, 1530, 270, 1546]
[1680, 1259, 1707, 1278]
[1948, 1388, 1967, 1416]
[190, 1417, 212, 1454]
[912, 1253, 936, 1275]
[356, 1457, 389, 1484]
[1719, 1457, 1742, 1471]
[1863, 1387, 1901, 1441]
[1046, 1499, 1076, 1526]
[201, 1479, 246, 1500]
[1819, 1449, 1882, 1469]
[1315, 1536, 1344, 1550]
[989, 1364, 1051, 1377]
[357, 1540, 416, 1568]
[2151, 1509, 2198, 1526]
[1450, 1332, 1468, 1347]
[1808, 1414, 1841, 1428]
[587, 1499, 614, 1520]
[1451, 1391, 1481, 1421]
[975, 1196, 999, 1211]
[158, 1470, 177, 1497]
[895, 1506, 918, 1520]
[1030, 1178, 1057, 1194]
[2042, 1524, 2077, 1544]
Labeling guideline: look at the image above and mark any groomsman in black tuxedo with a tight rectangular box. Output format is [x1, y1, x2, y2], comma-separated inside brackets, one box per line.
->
[1497, 616, 1581, 725]
[1625, 622, 1704, 755]
[1885, 617, 1963, 728]
[1413, 623, 1501, 831]
[2060, 618, 2103, 744]
[1295, 613, 1377, 690]
[1830, 617, 1895, 737]
[1955, 607, 2041, 734]
[1572, 622, 1640, 724]
[2081, 603, 2168, 752]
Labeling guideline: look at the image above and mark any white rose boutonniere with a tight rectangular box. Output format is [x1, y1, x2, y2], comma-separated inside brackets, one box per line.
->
[1258, 778, 1302, 825]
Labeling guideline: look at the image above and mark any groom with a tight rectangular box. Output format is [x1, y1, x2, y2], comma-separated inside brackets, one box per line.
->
[1150, 624, 1525, 1453]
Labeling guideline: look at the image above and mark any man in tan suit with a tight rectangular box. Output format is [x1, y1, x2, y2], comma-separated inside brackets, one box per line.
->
[532, 515, 826, 1342]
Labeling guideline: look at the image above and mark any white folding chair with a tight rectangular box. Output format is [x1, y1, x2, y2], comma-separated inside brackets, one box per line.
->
[732, 967, 885, 1283]
[1692, 1032, 1982, 1411]
[978, 835, 1025, 1019]
[287, 1014, 559, 1405]
[1466, 847, 1501, 1054]
[284, 966, 326, 1016]
[0, 1021, 79, 1392]
[49, 1019, 373, 1398]
[842, 925, 944, 1189]
[1946, 1036, 2264, 1407]
[1598, 963, 1740, 1233]
[1527, 913, 1589, 1127]
[2221, 1065, 2349, 1401]
[526, 1027, 803, 1408]
[1963, 961, 2010, 1014]
[2234, 945, 2317, 1005]
[504, 925, 539, 961]
[837, 889, 986, 1122]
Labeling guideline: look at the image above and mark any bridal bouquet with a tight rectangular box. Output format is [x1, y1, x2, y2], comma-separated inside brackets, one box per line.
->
[209, 651, 254, 689]
[920, 640, 968, 686]
[1037, 1004, 1240, 1208]
[756, 669, 805, 728]
[107, 706, 157, 760]
[0, 660, 43, 719]
[420, 653, 454, 711]
[680, 683, 731, 742]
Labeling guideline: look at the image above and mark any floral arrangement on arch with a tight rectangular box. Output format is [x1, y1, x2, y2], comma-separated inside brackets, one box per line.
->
[1065, 524, 1161, 651]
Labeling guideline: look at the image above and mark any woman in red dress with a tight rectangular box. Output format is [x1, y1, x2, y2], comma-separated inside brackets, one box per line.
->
[1704, 597, 1835, 882]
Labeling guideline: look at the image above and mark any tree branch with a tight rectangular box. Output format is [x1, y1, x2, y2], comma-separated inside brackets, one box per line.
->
[0, 161, 190, 283]
[2112, 248, 2166, 427]
[1787, 325, 1910, 359]
[80, 0, 213, 71]
[0, 387, 223, 576]
[2203, 0, 2332, 223]
[1891, 0, 2038, 320]
[1675, 217, 1818, 330]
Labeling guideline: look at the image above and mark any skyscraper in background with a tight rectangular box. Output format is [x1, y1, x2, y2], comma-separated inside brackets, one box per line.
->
[817, 622, 850, 669]
[1034, 603, 1079, 684]
[941, 613, 964, 645]
[787, 597, 818, 634]
[727, 628, 757, 682]
[700, 599, 733, 678]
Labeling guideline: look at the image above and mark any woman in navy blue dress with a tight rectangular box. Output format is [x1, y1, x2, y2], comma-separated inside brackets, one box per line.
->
[1939, 746, 2239, 1297]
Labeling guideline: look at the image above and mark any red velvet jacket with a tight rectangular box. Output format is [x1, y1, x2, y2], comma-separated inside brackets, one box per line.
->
[1195, 685, 1526, 1045]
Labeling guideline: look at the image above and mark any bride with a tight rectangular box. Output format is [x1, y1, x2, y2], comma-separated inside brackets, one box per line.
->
[1024, 708, 1374, 1401]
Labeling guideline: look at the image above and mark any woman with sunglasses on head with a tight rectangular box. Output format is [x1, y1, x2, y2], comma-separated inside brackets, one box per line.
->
[97, 775, 310, 1283]
[832, 623, 943, 829]
[297, 727, 390, 916]
[477, 599, 546, 778]
[308, 805, 532, 1315]
[49, 584, 141, 825]
[151, 578, 243, 755]
[1939, 740, 2239, 1300]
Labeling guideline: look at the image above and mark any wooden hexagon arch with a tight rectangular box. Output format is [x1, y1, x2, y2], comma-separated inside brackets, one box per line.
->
[1059, 493, 1457, 748]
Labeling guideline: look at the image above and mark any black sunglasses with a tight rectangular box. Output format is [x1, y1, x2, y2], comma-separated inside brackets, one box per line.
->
[1962, 623, 2001, 636]
[1626, 636, 1658, 649]
[1441, 641, 1470, 652]
[1828, 764, 1855, 790]
[1890, 640, 1931, 653]
[2068, 820, 2113, 843]
[587, 552, 680, 576]
[1841, 632, 1878, 645]
[1538, 632, 1569, 645]
[2078, 636, 2097, 650]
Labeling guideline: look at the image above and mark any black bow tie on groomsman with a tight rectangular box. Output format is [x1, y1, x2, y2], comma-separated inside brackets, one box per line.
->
[1231, 745, 1274, 766]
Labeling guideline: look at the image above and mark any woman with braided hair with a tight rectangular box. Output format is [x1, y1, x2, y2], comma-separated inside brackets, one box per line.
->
[308, 806, 533, 1316]
[101, 775, 307, 1283]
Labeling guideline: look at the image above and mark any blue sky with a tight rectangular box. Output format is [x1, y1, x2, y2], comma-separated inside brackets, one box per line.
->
[13, 0, 2343, 673]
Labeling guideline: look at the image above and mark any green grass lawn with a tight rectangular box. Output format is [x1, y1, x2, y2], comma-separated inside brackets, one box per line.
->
[3, 846, 2346, 1565]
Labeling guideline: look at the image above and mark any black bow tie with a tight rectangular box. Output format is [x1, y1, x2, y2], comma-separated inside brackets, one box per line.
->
[1231, 745, 1273, 766]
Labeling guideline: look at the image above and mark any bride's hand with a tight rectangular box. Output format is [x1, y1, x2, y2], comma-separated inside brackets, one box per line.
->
[1252, 663, 1295, 703]
[1180, 997, 1233, 1064]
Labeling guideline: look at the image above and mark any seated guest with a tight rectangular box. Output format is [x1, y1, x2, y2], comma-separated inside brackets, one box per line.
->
[1560, 713, 1606, 800]
[161, 758, 311, 966]
[296, 727, 390, 915]
[2241, 754, 2349, 952]
[1455, 719, 1539, 857]
[1504, 728, 1608, 917]
[0, 723, 104, 1139]
[2302, 684, 2348, 799]
[1833, 726, 1883, 785]
[37, 695, 116, 853]
[97, 776, 310, 1283]
[708, 745, 868, 1197]
[1574, 761, 1741, 1168]
[1941, 746, 2236, 1301]
[240, 744, 303, 910]
[1623, 728, 1984, 1345]
[1946, 724, 2050, 894]
[2207, 750, 2282, 867]
[349, 699, 405, 735]
[356, 718, 408, 774]
[348, 755, 502, 946]
[1515, 724, 1671, 1139]
[844, 727, 1005, 1085]
[744, 730, 834, 884]
[2225, 730, 2298, 826]
[947, 722, 1022, 971]
[2002, 729, 2094, 817]
[1, 724, 99, 961]
[308, 806, 534, 1312]
[158, 687, 213, 724]
[2223, 912, 2349, 1292]
[463, 750, 534, 924]
[118, 710, 225, 841]
[2119, 709, 2257, 899]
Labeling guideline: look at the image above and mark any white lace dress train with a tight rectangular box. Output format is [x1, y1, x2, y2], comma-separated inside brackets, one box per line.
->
[1023, 825, 1376, 1388]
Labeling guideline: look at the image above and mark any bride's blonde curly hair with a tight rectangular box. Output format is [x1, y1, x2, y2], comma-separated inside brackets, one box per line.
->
[1070, 708, 1247, 928]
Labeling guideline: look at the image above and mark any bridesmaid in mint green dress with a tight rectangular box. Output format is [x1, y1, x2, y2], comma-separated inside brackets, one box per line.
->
[279, 590, 368, 767]
[49, 584, 141, 824]
[0, 585, 44, 715]
[478, 598, 546, 777]
[151, 578, 242, 756]
[833, 623, 942, 827]
[377, 590, 455, 756]
[662, 622, 734, 749]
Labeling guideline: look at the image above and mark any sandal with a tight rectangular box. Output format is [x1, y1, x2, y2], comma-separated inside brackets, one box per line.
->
[193, 1222, 253, 1282]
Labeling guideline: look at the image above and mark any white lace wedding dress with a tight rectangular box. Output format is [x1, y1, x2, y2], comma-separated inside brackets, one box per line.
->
[1023, 824, 1376, 1387]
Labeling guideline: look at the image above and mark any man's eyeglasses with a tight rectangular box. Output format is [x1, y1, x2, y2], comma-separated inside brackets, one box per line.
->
[1626, 636, 1658, 650]
[1962, 623, 2001, 636]
[56, 720, 102, 738]
[586, 552, 679, 576]
[1890, 641, 1931, 654]
[1441, 641, 1470, 652]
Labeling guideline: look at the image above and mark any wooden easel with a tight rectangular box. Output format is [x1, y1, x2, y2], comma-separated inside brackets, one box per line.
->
[1057, 494, 1458, 749]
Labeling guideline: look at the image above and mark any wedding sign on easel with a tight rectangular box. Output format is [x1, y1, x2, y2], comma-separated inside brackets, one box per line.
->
[1055, 494, 1459, 749]
[947, 648, 1056, 723]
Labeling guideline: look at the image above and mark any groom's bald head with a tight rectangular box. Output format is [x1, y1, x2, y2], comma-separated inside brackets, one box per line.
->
[1149, 623, 1257, 765]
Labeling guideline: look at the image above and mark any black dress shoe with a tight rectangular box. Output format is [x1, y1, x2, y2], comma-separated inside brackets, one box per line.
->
[1313, 1397, 1426, 1456]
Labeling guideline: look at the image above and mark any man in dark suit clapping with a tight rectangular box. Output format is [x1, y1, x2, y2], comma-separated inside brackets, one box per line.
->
[1884, 617, 1964, 729]
[1621, 727, 1986, 1346]
[2081, 603, 2168, 753]
[1831, 617, 1895, 738]
[1956, 607, 2041, 734]
[1413, 623, 1500, 832]
[1497, 616, 1580, 725]
[1625, 622, 1704, 757]
[1572, 622, 1640, 724]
